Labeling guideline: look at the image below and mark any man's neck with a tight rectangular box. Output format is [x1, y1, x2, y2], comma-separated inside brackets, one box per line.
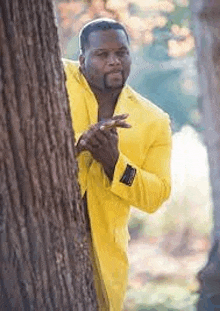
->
[91, 86, 122, 120]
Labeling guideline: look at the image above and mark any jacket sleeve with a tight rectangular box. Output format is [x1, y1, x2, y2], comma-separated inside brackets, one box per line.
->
[110, 116, 172, 213]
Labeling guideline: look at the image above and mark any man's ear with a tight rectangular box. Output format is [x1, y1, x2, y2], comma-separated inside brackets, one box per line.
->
[79, 54, 85, 70]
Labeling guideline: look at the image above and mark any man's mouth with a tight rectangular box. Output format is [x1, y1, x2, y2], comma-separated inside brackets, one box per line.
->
[104, 71, 124, 88]
[108, 71, 122, 77]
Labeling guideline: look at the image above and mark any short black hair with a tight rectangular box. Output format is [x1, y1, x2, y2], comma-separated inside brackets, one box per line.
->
[79, 18, 129, 53]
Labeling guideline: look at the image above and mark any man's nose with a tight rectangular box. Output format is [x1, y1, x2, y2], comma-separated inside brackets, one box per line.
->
[107, 53, 121, 65]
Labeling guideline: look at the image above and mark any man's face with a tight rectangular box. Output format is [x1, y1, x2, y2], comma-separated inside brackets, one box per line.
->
[79, 29, 131, 92]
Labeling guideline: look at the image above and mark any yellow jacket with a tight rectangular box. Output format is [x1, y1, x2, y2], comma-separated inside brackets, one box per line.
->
[63, 59, 172, 310]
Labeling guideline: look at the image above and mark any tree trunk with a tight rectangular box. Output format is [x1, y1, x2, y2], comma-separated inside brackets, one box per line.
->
[0, 0, 97, 310]
[191, 0, 220, 309]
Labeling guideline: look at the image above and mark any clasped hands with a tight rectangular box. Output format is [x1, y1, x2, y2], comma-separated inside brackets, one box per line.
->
[75, 114, 131, 180]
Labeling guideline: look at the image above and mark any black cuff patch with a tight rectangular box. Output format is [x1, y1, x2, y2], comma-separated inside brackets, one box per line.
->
[120, 164, 137, 186]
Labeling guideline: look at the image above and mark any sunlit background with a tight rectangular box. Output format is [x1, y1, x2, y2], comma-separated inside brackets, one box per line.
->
[54, 1, 213, 309]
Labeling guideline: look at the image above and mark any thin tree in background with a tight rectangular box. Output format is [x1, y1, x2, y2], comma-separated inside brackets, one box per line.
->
[0, 0, 97, 309]
[191, 0, 220, 309]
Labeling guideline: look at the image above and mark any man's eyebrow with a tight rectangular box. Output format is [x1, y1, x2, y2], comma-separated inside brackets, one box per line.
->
[93, 46, 129, 52]
[93, 49, 108, 52]
[118, 46, 129, 50]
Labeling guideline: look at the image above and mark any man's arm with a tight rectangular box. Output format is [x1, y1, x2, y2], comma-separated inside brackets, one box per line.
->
[78, 115, 172, 214]
[110, 116, 172, 213]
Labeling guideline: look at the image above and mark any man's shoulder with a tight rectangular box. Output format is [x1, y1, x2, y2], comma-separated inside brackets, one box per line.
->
[62, 58, 79, 68]
[126, 85, 170, 123]
[62, 58, 80, 78]
[62, 58, 79, 72]
[62, 58, 88, 94]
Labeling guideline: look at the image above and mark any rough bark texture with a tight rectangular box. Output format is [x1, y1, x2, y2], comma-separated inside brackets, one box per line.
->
[191, 0, 220, 309]
[0, 0, 97, 310]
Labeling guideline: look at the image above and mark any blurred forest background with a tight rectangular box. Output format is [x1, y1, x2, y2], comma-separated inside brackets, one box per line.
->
[54, 0, 213, 310]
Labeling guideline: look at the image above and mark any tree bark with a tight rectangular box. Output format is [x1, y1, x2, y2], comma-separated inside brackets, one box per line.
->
[0, 0, 97, 310]
[191, 0, 220, 309]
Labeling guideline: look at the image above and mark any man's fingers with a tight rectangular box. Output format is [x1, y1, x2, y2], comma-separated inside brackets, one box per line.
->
[80, 139, 87, 147]
[82, 142, 94, 155]
[99, 113, 129, 129]
[111, 113, 129, 121]
[78, 130, 107, 149]
[100, 120, 131, 131]
[89, 132, 106, 147]
[100, 120, 115, 131]
[115, 120, 131, 128]
[76, 114, 131, 155]
[86, 114, 130, 131]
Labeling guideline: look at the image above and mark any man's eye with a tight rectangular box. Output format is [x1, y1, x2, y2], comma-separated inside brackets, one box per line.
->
[116, 50, 128, 57]
[97, 52, 108, 57]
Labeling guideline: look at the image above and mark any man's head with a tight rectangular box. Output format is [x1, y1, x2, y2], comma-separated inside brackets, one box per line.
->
[79, 18, 129, 54]
[79, 18, 131, 92]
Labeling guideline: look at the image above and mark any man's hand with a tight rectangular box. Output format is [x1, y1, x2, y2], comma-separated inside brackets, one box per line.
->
[75, 114, 131, 180]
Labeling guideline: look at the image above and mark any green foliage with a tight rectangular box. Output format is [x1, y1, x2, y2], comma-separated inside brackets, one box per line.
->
[128, 31, 198, 131]
[65, 36, 80, 60]
[168, 5, 191, 28]
[125, 282, 198, 311]
[126, 126, 212, 310]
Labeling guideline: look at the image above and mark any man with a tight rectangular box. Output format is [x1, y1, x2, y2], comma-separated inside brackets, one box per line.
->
[63, 18, 172, 311]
